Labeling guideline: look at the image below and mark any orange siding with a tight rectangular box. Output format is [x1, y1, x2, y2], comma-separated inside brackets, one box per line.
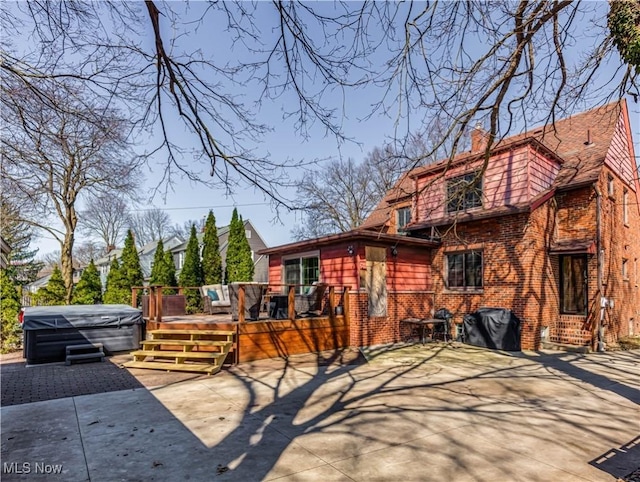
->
[268, 254, 283, 284]
[320, 244, 359, 289]
[387, 246, 432, 291]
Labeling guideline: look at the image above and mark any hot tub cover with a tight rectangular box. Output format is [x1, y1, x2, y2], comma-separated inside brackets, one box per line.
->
[21, 304, 143, 331]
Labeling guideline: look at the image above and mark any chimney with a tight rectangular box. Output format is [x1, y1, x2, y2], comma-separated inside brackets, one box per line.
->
[471, 122, 489, 152]
[106, 244, 116, 253]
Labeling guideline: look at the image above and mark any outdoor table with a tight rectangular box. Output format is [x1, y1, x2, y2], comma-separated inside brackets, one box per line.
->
[400, 318, 447, 344]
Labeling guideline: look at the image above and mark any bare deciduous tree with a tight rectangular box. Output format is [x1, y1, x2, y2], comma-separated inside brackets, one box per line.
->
[79, 194, 130, 250]
[3, 1, 635, 214]
[292, 132, 442, 240]
[2, 1, 638, 284]
[169, 219, 205, 241]
[1, 79, 142, 303]
[73, 240, 105, 267]
[128, 208, 173, 247]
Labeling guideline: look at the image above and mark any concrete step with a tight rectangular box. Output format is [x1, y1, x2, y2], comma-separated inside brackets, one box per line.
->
[541, 341, 591, 353]
[123, 360, 221, 375]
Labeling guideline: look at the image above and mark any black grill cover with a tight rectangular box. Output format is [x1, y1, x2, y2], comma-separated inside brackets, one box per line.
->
[463, 308, 521, 351]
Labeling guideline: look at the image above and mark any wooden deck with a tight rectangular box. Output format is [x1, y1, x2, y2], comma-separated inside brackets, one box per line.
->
[145, 313, 349, 363]
[134, 283, 351, 364]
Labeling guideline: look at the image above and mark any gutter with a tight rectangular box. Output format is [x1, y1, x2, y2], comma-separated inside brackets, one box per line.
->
[594, 186, 605, 352]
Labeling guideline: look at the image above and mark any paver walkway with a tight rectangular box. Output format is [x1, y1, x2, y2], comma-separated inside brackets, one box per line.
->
[1, 344, 638, 481]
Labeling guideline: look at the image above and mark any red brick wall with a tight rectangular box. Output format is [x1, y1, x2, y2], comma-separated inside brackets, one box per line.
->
[348, 290, 434, 347]
[596, 167, 640, 345]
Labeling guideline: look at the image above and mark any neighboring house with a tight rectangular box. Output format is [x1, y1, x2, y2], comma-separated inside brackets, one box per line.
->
[262, 100, 640, 351]
[1, 237, 10, 269]
[138, 235, 185, 280]
[171, 219, 269, 283]
[94, 219, 269, 287]
[95, 247, 123, 288]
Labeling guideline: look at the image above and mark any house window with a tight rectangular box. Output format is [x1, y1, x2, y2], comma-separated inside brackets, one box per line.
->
[447, 172, 483, 213]
[623, 188, 629, 225]
[397, 207, 411, 230]
[607, 174, 614, 197]
[446, 251, 483, 289]
[560, 255, 587, 314]
[623, 258, 629, 280]
[283, 253, 320, 293]
[178, 252, 184, 270]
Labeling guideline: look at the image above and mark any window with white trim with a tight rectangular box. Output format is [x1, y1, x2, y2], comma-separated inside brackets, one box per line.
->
[283, 252, 320, 293]
[607, 174, 614, 197]
[397, 207, 411, 230]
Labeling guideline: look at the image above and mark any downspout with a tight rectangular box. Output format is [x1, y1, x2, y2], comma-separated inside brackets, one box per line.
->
[594, 186, 605, 352]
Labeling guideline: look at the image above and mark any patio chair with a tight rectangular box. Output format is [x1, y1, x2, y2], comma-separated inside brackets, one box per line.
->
[432, 308, 453, 341]
[229, 283, 266, 321]
[200, 284, 231, 314]
[294, 282, 327, 316]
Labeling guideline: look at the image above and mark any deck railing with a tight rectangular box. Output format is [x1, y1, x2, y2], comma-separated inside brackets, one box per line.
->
[132, 283, 350, 324]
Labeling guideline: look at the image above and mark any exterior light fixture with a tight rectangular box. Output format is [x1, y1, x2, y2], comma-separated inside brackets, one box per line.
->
[390, 247, 398, 257]
[347, 245, 355, 256]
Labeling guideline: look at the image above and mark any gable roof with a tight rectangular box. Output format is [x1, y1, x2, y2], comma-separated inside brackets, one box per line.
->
[361, 101, 625, 230]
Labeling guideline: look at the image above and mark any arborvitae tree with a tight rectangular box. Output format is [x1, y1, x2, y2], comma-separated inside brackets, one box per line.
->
[163, 250, 178, 293]
[1, 269, 22, 352]
[33, 265, 66, 305]
[179, 225, 203, 313]
[150, 239, 177, 295]
[1, 197, 43, 285]
[72, 260, 103, 304]
[150, 238, 167, 285]
[120, 229, 143, 303]
[202, 210, 222, 285]
[225, 209, 254, 283]
[103, 258, 130, 304]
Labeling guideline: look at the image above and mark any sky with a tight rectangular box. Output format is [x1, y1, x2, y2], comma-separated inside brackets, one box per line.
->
[13, 2, 640, 258]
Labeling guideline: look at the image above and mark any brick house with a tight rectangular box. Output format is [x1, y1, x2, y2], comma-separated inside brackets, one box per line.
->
[263, 100, 640, 351]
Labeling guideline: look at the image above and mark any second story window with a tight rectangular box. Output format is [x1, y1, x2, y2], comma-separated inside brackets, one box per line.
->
[447, 172, 483, 213]
[607, 174, 614, 197]
[397, 207, 411, 230]
[623, 188, 629, 225]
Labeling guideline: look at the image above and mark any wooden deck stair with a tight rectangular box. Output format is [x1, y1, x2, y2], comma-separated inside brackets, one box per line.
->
[124, 329, 235, 375]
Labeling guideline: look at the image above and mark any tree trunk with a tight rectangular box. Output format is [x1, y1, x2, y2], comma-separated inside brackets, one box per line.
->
[60, 231, 75, 304]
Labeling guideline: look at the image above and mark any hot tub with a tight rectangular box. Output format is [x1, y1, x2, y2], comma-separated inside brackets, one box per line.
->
[21, 304, 144, 364]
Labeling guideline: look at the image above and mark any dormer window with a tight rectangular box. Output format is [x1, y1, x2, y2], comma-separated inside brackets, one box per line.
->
[397, 207, 411, 231]
[447, 171, 483, 213]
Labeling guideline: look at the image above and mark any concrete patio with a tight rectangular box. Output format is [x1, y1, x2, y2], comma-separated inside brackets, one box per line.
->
[1, 344, 639, 481]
